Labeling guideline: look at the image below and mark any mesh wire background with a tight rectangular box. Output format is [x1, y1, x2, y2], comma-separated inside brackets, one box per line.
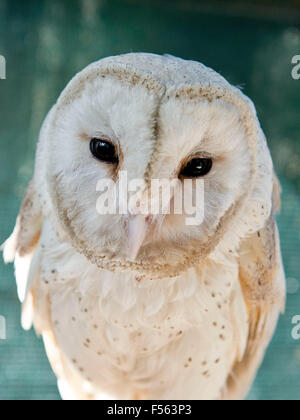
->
[0, 0, 300, 400]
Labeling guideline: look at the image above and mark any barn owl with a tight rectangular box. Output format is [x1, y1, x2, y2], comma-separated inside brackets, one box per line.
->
[2, 53, 285, 400]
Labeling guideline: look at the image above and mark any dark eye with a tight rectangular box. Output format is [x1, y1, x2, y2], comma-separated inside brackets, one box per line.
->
[90, 138, 118, 164]
[180, 158, 213, 178]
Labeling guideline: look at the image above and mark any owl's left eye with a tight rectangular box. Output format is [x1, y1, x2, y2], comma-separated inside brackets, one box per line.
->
[90, 138, 119, 164]
[180, 157, 213, 178]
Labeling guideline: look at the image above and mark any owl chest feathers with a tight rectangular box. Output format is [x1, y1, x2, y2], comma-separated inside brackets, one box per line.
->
[35, 220, 249, 399]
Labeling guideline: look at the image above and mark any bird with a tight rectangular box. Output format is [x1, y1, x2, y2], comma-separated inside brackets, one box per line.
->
[2, 53, 285, 400]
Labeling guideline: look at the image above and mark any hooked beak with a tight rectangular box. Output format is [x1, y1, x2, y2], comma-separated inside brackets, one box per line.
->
[127, 215, 151, 261]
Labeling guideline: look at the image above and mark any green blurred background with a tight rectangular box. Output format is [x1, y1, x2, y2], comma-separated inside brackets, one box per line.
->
[0, 0, 300, 400]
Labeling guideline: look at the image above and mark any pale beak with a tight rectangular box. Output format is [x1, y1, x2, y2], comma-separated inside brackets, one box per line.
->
[127, 215, 150, 261]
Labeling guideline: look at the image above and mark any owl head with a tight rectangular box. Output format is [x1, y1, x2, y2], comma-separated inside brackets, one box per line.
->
[35, 54, 274, 278]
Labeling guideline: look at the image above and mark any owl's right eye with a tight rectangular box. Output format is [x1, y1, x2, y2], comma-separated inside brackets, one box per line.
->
[90, 138, 119, 164]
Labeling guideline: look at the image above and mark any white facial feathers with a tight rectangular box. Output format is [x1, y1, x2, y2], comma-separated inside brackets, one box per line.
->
[34, 53, 274, 277]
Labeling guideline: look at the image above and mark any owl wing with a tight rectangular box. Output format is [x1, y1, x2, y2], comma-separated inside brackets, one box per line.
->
[225, 176, 286, 400]
[2, 179, 43, 329]
[3, 180, 42, 262]
[2, 181, 94, 399]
